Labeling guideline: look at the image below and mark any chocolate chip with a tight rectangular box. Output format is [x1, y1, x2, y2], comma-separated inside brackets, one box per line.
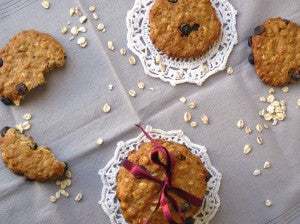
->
[64, 161, 69, 171]
[248, 53, 255, 65]
[16, 83, 28, 96]
[181, 202, 191, 212]
[1, 96, 13, 106]
[290, 70, 300, 81]
[33, 143, 38, 150]
[178, 154, 186, 161]
[184, 217, 195, 224]
[283, 19, 290, 25]
[205, 172, 212, 182]
[254, 25, 265, 35]
[248, 36, 252, 47]
[180, 24, 193, 37]
[168, 0, 178, 3]
[0, 126, 10, 137]
[191, 23, 200, 31]
[0, 58, 3, 67]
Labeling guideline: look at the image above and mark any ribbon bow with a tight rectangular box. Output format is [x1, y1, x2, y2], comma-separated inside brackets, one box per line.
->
[122, 125, 203, 224]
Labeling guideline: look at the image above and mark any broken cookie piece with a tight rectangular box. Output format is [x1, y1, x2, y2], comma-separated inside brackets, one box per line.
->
[0, 30, 66, 106]
[0, 128, 66, 182]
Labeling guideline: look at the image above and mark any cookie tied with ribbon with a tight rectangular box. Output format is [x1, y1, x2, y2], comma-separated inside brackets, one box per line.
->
[117, 125, 209, 224]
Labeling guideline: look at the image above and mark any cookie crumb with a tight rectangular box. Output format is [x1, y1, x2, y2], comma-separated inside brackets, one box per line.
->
[96, 138, 104, 145]
[102, 103, 111, 113]
[179, 97, 187, 104]
[253, 169, 261, 176]
[41, 0, 50, 9]
[107, 41, 115, 51]
[128, 55, 136, 65]
[75, 192, 83, 202]
[184, 112, 192, 123]
[120, 48, 127, 56]
[243, 144, 252, 155]
[265, 199, 272, 207]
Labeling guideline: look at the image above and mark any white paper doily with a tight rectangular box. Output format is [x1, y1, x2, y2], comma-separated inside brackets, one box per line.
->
[99, 126, 222, 224]
[126, 0, 238, 86]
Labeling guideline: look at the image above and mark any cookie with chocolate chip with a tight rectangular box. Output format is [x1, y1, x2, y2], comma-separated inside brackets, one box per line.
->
[0, 127, 66, 182]
[149, 0, 221, 59]
[0, 30, 66, 106]
[249, 18, 300, 86]
[117, 140, 209, 224]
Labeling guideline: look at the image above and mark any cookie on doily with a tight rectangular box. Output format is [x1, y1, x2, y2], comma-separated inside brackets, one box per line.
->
[0, 30, 66, 106]
[149, 0, 221, 59]
[248, 18, 300, 86]
[117, 140, 209, 224]
[0, 127, 67, 182]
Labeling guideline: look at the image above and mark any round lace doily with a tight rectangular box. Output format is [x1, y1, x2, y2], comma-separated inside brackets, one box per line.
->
[99, 126, 222, 224]
[126, 0, 238, 86]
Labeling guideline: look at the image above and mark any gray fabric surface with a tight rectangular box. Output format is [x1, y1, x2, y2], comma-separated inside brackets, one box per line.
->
[0, 0, 300, 223]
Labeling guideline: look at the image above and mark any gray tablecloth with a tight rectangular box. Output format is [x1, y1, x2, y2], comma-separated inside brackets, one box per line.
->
[0, 0, 300, 223]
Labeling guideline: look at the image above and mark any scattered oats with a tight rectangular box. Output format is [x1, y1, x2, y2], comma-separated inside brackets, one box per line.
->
[107, 41, 115, 51]
[49, 195, 57, 203]
[69, 7, 75, 16]
[65, 179, 72, 187]
[265, 199, 272, 207]
[102, 103, 111, 113]
[22, 113, 32, 121]
[256, 123, 263, 133]
[155, 55, 161, 64]
[128, 89, 137, 97]
[55, 191, 61, 199]
[183, 112, 192, 123]
[259, 96, 266, 102]
[259, 109, 265, 117]
[15, 124, 24, 133]
[41, 0, 50, 9]
[129, 55, 136, 65]
[226, 66, 234, 75]
[22, 121, 31, 130]
[120, 48, 127, 56]
[74, 7, 82, 16]
[266, 105, 275, 113]
[276, 112, 285, 121]
[79, 16, 88, 24]
[236, 119, 245, 129]
[243, 144, 252, 155]
[96, 137, 104, 145]
[88, 5, 96, 12]
[77, 36, 88, 48]
[108, 84, 114, 90]
[60, 189, 69, 198]
[61, 26, 68, 34]
[264, 113, 273, 121]
[92, 13, 99, 20]
[78, 26, 87, 33]
[188, 101, 197, 109]
[268, 88, 275, 94]
[190, 121, 198, 128]
[60, 182, 67, 190]
[281, 86, 289, 93]
[96, 23, 105, 32]
[56, 180, 61, 186]
[256, 136, 263, 145]
[263, 161, 272, 169]
[253, 169, 261, 176]
[297, 99, 300, 107]
[70, 26, 79, 36]
[179, 97, 187, 104]
[263, 123, 269, 129]
[267, 94, 275, 103]
[137, 81, 145, 89]
[66, 170, 72, 178]
[201, 114, 209, 124]
[245, 126, 252, 134]
[159, 63, 166, 72]
[75, 192, 83, 202]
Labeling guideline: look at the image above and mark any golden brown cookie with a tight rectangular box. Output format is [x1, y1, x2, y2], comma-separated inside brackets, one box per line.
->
[0, 127, 66, 182]
[249, 18, 300, 86]
[149, 0, 221, 59]
[0, 30, 66, 106]
[117, 140, 209, 224]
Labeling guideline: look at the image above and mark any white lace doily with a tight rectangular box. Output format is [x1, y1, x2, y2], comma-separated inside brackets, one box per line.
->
[99, 126, 222, 224]
[126, 0, 238, 86]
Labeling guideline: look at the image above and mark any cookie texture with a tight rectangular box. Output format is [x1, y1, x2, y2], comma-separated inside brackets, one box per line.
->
[149, 0, 221, 59]
[250, 18, 300, 86]
[117, 141, 209, 224]
[0, 128, 66, 182]
[0, 30, 66, 106]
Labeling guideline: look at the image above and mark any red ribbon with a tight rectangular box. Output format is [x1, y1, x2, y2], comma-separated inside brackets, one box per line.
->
[122, 125, 203, 224]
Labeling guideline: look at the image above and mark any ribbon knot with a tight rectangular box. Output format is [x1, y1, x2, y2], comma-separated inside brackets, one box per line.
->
[122, 125, 203, 224]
